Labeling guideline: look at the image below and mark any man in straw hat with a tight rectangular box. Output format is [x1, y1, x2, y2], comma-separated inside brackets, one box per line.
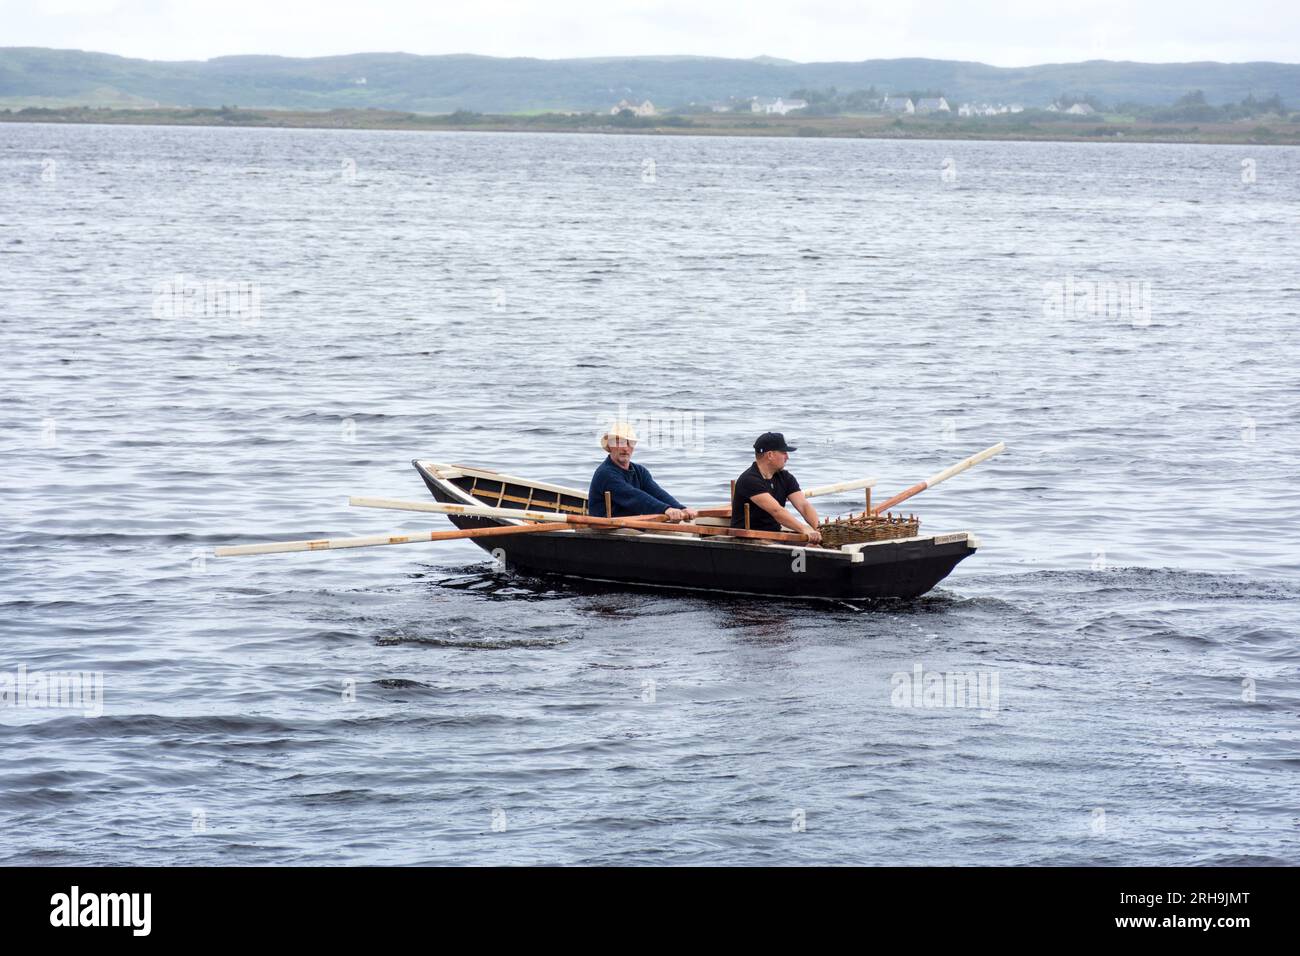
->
[730, 432, 822, 545]
[589, 421, 698, 521]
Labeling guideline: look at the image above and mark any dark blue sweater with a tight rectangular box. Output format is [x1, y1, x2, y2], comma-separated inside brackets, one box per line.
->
[588, 457, 685, 517]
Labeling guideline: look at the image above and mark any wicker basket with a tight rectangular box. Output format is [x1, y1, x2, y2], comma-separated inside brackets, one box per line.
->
[818, 512, 920, 548]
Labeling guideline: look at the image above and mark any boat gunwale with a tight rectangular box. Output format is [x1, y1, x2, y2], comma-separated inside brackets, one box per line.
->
[411, 459, 977, 561]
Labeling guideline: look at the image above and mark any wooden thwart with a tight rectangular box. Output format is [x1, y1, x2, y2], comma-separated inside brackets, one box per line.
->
[470, 485, 583, 514]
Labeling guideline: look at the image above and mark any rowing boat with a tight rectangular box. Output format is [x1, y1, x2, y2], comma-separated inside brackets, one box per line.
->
[412, 460, 981, 600]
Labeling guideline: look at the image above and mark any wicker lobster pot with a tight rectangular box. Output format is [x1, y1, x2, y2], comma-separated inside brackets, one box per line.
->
[818, 512, 920, 548]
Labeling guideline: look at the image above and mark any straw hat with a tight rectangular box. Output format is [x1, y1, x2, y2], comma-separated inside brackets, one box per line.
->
[600, 420, 639, 450]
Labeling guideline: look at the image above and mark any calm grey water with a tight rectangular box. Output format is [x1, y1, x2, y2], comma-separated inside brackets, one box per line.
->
[1, 122, 1297, 865]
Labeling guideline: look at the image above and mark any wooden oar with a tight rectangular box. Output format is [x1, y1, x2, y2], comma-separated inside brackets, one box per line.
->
[804, 476, 877, 498]
[871, 442, 1006, 515]
[348, 497, 811, 544]
[215, 521, 571, 557]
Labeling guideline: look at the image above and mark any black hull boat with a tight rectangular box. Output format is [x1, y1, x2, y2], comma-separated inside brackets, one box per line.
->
[413, 460, 980, 600]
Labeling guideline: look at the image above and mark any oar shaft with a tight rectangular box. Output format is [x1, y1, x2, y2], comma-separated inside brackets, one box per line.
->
[215, 521, 570, 557]
[871, 481, 928, 515]
[565, 514, 805, 542]
[872, 442, 1005, 514]
[349, 497, 808, 543]
[924, 441, 1006, 487]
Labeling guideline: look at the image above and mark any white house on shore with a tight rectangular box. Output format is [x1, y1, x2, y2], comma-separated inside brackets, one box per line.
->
[915, 97, 950, 114]
[881, 96, 915, 113]
[958, 103, 991, 117]
[611, 99, 657, 117]
[959, 102, 1023, 116]
[750, 96, 808, 115]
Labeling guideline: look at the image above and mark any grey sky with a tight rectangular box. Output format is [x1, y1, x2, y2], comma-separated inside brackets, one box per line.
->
[5, 0, 1299, 65]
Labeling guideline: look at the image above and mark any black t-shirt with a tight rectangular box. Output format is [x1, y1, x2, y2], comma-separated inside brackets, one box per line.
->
[730, 462, 801, 532]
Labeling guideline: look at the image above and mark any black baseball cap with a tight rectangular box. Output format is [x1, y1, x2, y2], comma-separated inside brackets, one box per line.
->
[754, 431, 797, 454]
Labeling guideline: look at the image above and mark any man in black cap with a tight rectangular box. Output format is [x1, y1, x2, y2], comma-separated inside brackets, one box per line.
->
[730, 432, 822, 545]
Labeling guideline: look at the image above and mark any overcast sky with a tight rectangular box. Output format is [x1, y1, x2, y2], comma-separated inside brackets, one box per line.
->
[5, 0, 1299, 65]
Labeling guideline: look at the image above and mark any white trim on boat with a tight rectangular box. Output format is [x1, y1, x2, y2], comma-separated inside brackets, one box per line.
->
[421, 466, 529, 522]
[840, 531, 976, 553]
[609, 532, 856, 559]
[841, 532, 977, 562]
[418, 461, 590, 500]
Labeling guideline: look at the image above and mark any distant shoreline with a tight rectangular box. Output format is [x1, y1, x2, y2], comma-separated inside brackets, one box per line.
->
[4, 106, 1298, 146]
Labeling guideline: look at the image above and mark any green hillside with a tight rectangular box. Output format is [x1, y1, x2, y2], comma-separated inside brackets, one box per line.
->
[2, 47, 1298, 113]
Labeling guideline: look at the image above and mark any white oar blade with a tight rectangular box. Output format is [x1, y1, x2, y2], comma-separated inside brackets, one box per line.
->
[923, 441, 1006, 489]
[216, 530, 436, 557]
[803, 476, 877, 498]
[215, 520, 574, 557]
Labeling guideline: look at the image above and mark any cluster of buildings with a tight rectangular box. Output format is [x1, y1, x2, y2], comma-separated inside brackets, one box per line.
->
[610, 98, 657, 117]
[885, 98, 1096, 116]
[883, 97, 1028, 116]
[702, 96, 809, 114]
[881, 96, 951, 114]
[610, 95, 1092, 119]
[1046, 102, 1097, 115]
[957, 102, 1025, 116]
